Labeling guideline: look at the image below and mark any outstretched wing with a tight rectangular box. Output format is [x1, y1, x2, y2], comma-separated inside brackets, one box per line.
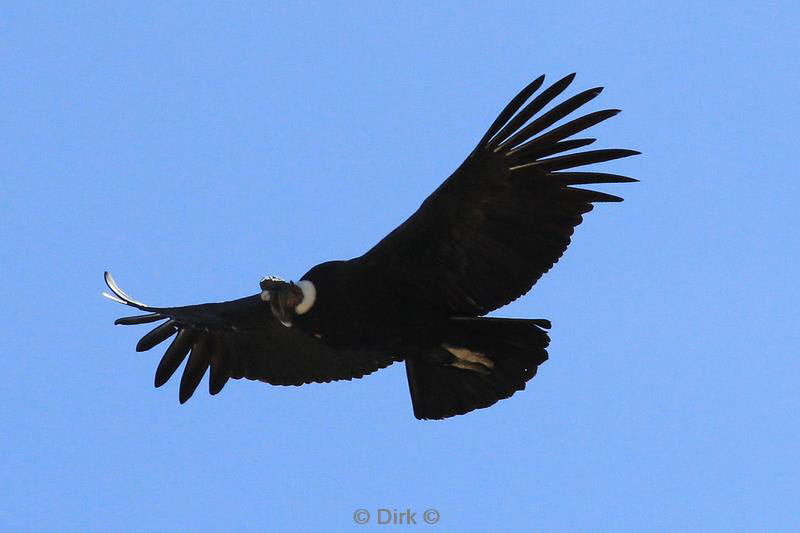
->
[103, 272, 399, 403]
[357, 74, 639, 316]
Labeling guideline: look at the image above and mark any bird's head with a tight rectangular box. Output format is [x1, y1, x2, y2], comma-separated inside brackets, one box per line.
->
[260, 276, 316, 327]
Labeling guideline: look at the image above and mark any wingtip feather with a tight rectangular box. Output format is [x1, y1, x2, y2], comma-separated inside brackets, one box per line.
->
[103, 271, 150, 309]
[102, 291, 127, 305]
[478, 74, 548, 146]
[179, 335, 211, 403]
[566, 187, 626, 202]
[114, 313, 166, 326]
[135, 320, 177, 352]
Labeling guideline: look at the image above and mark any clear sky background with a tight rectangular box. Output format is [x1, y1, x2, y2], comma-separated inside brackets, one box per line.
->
[3, 2, 799, 531]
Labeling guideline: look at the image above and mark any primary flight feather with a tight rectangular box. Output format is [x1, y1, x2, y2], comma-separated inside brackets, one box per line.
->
[104, 73, 638, 419]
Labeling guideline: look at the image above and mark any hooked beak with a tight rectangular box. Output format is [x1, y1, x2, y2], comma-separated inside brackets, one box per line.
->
[260, 278, 303, 327]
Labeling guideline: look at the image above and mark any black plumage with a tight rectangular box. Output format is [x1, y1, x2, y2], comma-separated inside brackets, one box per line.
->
[104, 73, 638, 419]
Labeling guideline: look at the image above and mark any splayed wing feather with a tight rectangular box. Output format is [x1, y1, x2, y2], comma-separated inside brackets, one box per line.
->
[103, 272, 151, 308]
[209, 352, 229, 395]
[520, 149, 640, 172]
[477, 75, 545, 146]
[358, 74, 638, 315]
[549, 172, 638, 185]
[496, 86, 603, 151]
[564, 188, 625, 203]
[179, 333, 211, 404]
[102, 292, 128, 305]
[135, 320, 178, 352]
[489, 73, 577, 149]
[105, 273, 398, 402]
[114, 313, 166, 325]
[155, 328, 195, 388]
[522, 138, 596, 160]
[508, 110, 620, 156]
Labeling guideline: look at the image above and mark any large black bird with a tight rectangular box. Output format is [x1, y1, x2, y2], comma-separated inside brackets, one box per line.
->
[104, 74, 637, 419]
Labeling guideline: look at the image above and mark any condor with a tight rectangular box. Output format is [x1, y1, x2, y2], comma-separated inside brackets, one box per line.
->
[104, 73, 638, 419]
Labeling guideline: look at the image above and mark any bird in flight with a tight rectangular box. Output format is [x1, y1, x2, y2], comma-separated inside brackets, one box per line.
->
[104, 73, 638, 419]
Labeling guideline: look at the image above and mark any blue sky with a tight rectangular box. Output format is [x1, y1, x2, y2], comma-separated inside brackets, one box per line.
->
[3, 2, 799, 531]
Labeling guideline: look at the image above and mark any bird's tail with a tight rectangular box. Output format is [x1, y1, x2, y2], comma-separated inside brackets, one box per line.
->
[404, 317, 551, 420]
